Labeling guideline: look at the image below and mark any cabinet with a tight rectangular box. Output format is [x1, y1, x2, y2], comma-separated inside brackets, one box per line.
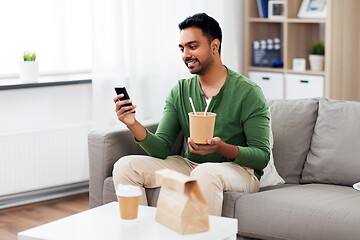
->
[286, 74, 324, 99]
[243, 0, 360, 101]
[249, 71, 284, 99]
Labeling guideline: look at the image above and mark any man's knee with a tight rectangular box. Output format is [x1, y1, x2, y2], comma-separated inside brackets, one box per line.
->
[113, 155, 140, 176]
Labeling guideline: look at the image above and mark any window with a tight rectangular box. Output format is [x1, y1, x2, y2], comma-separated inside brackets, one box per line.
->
[0, 0, 92, 76]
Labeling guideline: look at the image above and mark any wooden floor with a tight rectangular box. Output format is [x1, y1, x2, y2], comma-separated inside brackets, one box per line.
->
[0, 193, 89, 240]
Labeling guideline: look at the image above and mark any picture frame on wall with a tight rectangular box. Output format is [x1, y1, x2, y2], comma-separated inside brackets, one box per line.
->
[298, 0, 326, 18]
[268, 0, 285, 19]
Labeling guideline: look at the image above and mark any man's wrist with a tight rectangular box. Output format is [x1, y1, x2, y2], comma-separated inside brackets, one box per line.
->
[126, 122, 136, 128]
[127, 120, 147, 142]
[217, 140, 226, 157]
[218, 140, 225, 154]
[219, 141, 238, 161]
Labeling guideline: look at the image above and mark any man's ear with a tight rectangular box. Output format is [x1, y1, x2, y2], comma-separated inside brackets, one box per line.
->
[211, 39, 220, 54]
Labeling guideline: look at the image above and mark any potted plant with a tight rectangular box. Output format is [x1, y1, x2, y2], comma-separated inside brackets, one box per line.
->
[309, 42, 325, 71]
[19, 51, 39, 83]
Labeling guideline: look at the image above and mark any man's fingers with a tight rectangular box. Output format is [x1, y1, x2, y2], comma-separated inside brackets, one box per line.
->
[188, 143, 194, 152]
[188, 138, 199, 150]
[115, 99, 133, 112]
[188, 138, 197, 152]
[118, 105, 136, 116]
[113, 94, 124, 103]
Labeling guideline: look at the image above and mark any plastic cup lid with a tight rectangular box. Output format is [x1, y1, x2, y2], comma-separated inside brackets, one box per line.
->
[116, 184, 142, 197]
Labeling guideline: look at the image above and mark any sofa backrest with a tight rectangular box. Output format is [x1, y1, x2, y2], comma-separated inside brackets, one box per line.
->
[300, 98, 360, 186]
[268, 98, 319, 184]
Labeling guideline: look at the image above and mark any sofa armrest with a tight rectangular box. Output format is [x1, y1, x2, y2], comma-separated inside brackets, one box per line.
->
[222, 192, 249, 218]
[88, 124, 158, 208]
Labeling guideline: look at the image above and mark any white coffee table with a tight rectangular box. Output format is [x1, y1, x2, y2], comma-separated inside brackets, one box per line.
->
[18, 202, 237, 240]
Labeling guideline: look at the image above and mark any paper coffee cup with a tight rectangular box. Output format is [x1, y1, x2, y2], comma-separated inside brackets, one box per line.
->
[188, 112, 216, 144]
[116, 184, 142, 220]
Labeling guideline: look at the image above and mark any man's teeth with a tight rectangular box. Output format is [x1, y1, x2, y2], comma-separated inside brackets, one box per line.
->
[188, 61, 197, 67]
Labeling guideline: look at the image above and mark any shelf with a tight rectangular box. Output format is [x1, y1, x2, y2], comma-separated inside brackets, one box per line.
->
[248, 18, 285, 23]
[248, 68, 325, 76]
[244, 0, 329, 98]
[249, 17, 326, 24]
[248, 67, 284, 73]
[244, 0, 360, 100]
[285, 69, 325, 76]
[287, 18, 326, 23]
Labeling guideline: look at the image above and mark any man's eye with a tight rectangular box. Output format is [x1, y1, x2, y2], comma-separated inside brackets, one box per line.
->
[190, 45, 197, 49]
[179, 48, 184, 53]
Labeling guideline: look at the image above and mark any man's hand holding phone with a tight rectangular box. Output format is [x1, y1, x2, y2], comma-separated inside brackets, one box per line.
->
[114, 87, 137, 127]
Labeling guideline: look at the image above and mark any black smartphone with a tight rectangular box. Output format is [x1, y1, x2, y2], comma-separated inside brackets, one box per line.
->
[114, 87, 135, 113]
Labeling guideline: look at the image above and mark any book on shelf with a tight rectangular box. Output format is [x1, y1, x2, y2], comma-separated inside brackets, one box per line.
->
[257, 0, 269, 18]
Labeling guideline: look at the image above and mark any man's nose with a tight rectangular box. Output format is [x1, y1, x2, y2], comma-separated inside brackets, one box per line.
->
[182, 48, 191, 61]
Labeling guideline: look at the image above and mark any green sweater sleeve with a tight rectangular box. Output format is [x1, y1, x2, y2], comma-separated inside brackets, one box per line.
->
[137, 88, 181, 159]
[234, 87, 270, 173]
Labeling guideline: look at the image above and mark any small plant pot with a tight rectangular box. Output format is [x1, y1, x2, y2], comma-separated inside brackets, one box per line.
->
[309, 54, 324, 71]
[19, 61, 39, 83]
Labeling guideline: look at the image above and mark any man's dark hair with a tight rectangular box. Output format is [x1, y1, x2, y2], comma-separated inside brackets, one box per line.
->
[178, 13, 222, 54]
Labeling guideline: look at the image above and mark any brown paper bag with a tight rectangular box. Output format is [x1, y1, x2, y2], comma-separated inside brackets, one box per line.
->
[155, 168, 209, 234]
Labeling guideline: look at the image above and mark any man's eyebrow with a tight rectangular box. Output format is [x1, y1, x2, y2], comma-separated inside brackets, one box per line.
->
[179, 41, 200, 48]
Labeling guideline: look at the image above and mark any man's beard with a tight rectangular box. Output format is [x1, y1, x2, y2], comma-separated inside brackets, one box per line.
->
[185, 51, 214, 75]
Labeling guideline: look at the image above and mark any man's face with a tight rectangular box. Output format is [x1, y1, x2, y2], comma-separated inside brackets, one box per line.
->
[178, 27, 214, 75]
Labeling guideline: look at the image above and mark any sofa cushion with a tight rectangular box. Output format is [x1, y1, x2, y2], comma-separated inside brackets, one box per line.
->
[301, 98, 360, 186]
[267, 99, 318, 183]
[260, 110, 285, 188]
[235, 184, 360, 240]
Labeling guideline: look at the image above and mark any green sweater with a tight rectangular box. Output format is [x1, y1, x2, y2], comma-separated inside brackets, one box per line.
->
[138, 67, 270, 180]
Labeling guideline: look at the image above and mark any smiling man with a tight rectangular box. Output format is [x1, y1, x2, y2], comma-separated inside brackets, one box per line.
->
[113, 13, 270, 216]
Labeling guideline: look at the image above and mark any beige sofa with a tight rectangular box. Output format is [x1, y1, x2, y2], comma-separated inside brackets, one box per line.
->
[88, 98, 360, 240]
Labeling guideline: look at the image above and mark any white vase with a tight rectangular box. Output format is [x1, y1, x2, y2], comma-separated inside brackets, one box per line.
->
[309, 54, 324, 71]
[19, 61, 39, 83]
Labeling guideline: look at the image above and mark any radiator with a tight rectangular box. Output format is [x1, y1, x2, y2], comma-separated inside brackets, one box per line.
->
[0, 124, 91, 196]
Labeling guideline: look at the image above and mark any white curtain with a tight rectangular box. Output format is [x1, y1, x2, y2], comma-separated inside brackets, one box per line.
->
[92, 0, 243, 130]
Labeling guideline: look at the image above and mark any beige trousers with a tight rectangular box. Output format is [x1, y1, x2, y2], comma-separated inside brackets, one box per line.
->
[112, 155, 260, 216]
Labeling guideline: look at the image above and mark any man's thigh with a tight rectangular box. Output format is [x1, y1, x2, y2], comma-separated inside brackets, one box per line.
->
[115, 155, 195, 188]
[191, 162, 260, 193]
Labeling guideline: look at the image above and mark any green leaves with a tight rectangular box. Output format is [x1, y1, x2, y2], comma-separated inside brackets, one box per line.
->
[31, 53, 36, 61]
[309, 42, 325, 55]
[23, 51, 37, 61]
